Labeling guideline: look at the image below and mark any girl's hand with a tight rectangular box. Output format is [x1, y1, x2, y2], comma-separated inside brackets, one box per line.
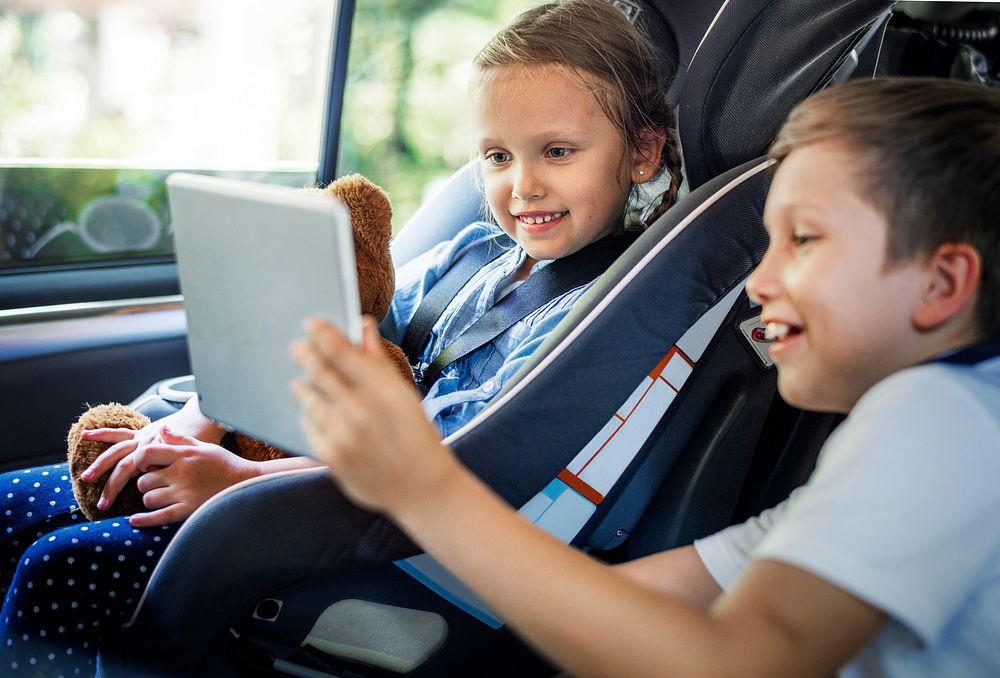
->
[112, 427, 262, 527]
[291, 317, 457, 516]
[79, 398, 225, 483]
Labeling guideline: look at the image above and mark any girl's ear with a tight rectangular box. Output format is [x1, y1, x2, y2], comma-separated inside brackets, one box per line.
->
[631, 128, 667, 184]
[912, 242, 982, 333]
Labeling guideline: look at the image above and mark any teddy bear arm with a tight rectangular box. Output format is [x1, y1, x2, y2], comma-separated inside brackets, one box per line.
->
[380, 337, 415, 385]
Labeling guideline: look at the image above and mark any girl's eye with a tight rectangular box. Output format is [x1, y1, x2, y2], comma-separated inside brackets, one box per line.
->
[485, 151, 510, 166]
[547, 147, 572, 159]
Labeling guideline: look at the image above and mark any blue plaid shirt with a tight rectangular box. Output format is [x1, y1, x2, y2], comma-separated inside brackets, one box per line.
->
[382, 223, 594, 438]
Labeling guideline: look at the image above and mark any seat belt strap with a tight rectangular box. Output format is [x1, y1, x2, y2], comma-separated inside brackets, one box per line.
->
[400, 234, 511, 364]
[420, 232, 637, 388]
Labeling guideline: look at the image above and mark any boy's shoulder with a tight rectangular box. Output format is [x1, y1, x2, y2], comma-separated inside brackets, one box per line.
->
[807, 352, 1000, 508]
[854, 353, 1000, 445]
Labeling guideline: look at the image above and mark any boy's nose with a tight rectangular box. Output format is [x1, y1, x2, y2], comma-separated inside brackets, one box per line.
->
[745, 250, 781, 305]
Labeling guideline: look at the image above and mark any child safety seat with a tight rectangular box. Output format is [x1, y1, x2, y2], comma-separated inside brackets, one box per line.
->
[98, 1, 895, 675]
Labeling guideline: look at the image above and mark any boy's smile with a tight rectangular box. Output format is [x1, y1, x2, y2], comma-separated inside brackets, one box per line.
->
[471, 64, 639, 278]
[748, 141, 934, 414]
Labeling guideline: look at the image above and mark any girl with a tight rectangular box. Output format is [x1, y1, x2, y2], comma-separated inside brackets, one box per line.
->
[0, 0, 682, 674]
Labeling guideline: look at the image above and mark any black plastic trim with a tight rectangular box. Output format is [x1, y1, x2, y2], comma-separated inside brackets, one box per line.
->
[0, 262, 180, 311]
[317, 0, 357, 185]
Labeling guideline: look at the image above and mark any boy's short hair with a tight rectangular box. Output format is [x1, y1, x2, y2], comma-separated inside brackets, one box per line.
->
[770, 77, 1000, 337]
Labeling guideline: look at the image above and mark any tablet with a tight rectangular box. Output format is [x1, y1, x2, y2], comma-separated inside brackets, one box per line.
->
[167, 172, 360, 456]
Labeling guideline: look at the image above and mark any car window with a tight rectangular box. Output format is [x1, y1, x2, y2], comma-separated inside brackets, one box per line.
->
[0, 2, 334, 271]
[339, 0, 536, 232]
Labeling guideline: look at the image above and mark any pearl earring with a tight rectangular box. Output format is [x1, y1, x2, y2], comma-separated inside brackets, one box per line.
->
[639, 170, 645, 176]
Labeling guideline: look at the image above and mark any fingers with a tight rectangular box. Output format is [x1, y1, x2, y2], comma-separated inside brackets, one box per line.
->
[296, 316, 396, 391]
[99, 446, 181, 510]
[135, 470, 169, 494]
[304, 316, 350, 362]
[290, 339, 351, 404]
[292, 379, 336, 436]
[159, 426, 199, 446]
[81, 428, 139, 444]
[81, 435, 139, 481]
[141, 486, 174, 510]
[129, 504, 189, 528]
[360, 317, 387, 356]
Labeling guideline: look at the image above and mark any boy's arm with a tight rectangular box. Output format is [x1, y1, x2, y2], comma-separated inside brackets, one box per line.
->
[292, 318, 887, 678]
[614, 545, 723, 608]
[397, 461, 884, 678]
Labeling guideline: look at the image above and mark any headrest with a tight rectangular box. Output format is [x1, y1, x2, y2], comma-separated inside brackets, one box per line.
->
[640, 0, 894, 188]
[627, 0, 727, 102]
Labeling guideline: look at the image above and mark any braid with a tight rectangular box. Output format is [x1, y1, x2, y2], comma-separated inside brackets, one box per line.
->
[638, 92, 682, 227]
[644, 126, 682, 226]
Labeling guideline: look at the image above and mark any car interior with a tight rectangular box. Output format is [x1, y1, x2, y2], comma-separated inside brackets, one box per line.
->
[2, 0, 999, 676]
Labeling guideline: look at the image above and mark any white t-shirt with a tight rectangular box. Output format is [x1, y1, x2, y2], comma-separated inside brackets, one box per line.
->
[694, 355, 1000, 677]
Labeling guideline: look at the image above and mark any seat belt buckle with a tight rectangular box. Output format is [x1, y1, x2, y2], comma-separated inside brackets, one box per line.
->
[411, 363, 430, 395]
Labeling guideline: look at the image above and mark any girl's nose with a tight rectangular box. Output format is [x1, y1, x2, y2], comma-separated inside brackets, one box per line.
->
[511, 163, 543, 201]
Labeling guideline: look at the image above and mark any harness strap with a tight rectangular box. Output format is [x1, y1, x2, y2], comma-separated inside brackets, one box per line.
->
[420, 231, 637, 388]
[400, 234, 511, 364]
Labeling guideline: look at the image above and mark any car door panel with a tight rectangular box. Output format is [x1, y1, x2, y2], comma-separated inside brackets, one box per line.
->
[0, 301, 189, 472]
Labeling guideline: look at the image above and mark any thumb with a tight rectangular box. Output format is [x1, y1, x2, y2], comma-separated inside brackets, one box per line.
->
[360, 316, 386, 357]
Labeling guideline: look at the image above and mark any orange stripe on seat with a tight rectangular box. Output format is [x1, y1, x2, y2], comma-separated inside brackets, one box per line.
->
[558, 469, 604, 505]
[649, 346, 695, 380]
[648, 347, 677, 380]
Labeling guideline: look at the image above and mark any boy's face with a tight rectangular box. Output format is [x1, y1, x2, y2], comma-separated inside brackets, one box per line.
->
[747, 141, 931, 414]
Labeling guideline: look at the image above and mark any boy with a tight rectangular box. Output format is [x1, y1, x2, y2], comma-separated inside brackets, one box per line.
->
[292, 78, 1000, 677]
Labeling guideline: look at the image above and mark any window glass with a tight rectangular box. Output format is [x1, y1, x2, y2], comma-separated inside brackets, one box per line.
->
[0, 1, 334, 269]
[340, 0, 536, 232]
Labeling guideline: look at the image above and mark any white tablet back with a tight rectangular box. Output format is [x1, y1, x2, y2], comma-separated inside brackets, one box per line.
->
[168, 172, 360, 456]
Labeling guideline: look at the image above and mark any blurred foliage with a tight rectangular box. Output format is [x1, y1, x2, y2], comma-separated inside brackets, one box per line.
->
[338, 0, 534, 232]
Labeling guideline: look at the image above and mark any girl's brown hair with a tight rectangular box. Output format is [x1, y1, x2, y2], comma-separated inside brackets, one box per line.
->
[771, 77, 1000, 337]
[474, 0, 681, 228]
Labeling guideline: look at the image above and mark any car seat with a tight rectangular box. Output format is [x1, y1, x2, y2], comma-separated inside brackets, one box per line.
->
[97, 1, 894, 675]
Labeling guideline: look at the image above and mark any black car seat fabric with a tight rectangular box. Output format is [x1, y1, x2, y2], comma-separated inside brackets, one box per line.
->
[100, 0, 896, 675]
[676, 0, 893, 188]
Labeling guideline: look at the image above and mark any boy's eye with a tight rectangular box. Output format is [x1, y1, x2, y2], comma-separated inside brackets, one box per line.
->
[791, 232, 817, 247]
[547, 147, 572, 159]
[485, 151, 511, 166]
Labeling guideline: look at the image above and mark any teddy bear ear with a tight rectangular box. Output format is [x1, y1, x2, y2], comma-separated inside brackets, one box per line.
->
[325, 174, 393, 253]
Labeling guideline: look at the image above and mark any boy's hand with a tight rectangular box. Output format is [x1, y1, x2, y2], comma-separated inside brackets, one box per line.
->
[291, 317, 457, 516]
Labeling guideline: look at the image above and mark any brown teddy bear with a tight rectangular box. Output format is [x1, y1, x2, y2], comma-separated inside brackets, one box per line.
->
[67, 174, 413, 520]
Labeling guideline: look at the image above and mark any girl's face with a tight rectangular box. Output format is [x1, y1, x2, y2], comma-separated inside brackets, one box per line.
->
[471, 64, 652, 265]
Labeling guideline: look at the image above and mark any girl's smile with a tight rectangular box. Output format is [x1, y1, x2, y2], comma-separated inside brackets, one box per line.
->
[515, 210, 568, 231]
